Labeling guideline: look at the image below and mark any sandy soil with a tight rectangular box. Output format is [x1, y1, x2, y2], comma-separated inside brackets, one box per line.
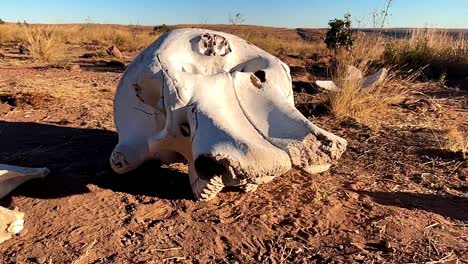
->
[0, 29, 467, 263]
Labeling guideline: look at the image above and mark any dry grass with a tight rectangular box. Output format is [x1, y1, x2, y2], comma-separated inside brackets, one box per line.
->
[384, 28, 468, 79]
[0, 23, 159, 53]
[238, 31, 326, 58]
[0, 23, 27, 44]
[327, 35, 406, 127]
[72, 24, 158, 51]
[23, 26, 69, 66]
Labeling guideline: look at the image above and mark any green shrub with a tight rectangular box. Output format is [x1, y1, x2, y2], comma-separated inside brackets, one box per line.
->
[325, 13, 354, 51]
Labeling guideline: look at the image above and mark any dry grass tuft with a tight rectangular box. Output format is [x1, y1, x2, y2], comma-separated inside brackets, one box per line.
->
[327, 35, 406, 127]
[24, 26, 69, 67]
[384, 28, 468, 80]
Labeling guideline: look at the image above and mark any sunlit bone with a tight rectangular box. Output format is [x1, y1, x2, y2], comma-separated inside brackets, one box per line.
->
[111, 29, 347, 200]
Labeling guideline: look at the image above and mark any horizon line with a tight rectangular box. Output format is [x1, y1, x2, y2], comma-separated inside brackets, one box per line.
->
[2, 21, 468, 31]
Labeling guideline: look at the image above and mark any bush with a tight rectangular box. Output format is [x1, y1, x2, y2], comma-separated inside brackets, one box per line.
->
[151, 24, 169, 35]
[325, 13, 354, 51]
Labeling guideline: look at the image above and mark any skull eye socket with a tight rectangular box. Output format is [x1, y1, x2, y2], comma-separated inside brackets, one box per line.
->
[253, 70, 266, 83]
[180, 123, 191, 137]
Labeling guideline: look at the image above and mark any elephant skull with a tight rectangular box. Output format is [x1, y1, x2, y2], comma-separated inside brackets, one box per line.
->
[110, 29, 347, 200]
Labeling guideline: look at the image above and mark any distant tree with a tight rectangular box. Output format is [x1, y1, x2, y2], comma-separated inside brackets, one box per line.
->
[325, 13, 354, 51]
[0, 18, 5, 24]
[228, 11, 246, 26]
[151, 24, 169, 35]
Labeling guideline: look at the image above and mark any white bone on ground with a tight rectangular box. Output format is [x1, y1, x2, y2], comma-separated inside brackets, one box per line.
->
[0, 206, 24, 243]
[315, 80, 340, 91]
[0, 164, 50, 198]
[361, 68, 389, 89]
[0, 164, 50, 244]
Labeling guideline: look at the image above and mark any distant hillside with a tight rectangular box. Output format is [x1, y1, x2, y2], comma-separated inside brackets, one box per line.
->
[3, 22, 467, 42]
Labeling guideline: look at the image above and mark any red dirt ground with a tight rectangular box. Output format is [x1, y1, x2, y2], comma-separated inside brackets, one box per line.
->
[0, 27, 467, 263]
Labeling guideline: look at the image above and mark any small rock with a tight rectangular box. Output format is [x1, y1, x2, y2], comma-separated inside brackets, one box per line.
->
[19, 43, 29, 54]
[0, 103, 11, 115]
[459, 168, 467, 181]
[37, 256, 47, 264]
[354, 254, 366, 261]
[346, 65, 363, 81]
[106, 45, 123, 58]
[68, 64, 81, 71]
[347, 191, 359, 200]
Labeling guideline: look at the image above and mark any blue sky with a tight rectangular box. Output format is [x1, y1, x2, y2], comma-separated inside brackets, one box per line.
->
[1, 0, 467, 28]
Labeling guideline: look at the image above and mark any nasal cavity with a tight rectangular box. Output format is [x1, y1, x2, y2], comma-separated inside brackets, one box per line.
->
[194, 155, 229, 180]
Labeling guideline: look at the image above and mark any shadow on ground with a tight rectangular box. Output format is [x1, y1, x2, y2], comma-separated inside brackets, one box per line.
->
[357, 190, 468, 221]
[78, 63, 127, 73]
[0, 121, 193, 202]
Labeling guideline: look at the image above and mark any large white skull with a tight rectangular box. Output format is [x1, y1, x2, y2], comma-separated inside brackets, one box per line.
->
[110, 29, 347, 200]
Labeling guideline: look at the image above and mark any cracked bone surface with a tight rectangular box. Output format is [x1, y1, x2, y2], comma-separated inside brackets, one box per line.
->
[111, 29, 347, 200]
[0, 164, 50, 244]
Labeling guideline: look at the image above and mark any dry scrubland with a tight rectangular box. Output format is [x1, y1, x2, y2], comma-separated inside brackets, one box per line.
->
[0, 22, 467, 263]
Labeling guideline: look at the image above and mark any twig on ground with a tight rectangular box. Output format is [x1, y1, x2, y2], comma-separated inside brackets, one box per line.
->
[154, 247, 182, 252]
[72, 239, 97, 264]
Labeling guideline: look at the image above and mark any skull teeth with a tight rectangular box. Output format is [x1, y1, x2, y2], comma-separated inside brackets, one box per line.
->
[191, 176, 224, 201]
